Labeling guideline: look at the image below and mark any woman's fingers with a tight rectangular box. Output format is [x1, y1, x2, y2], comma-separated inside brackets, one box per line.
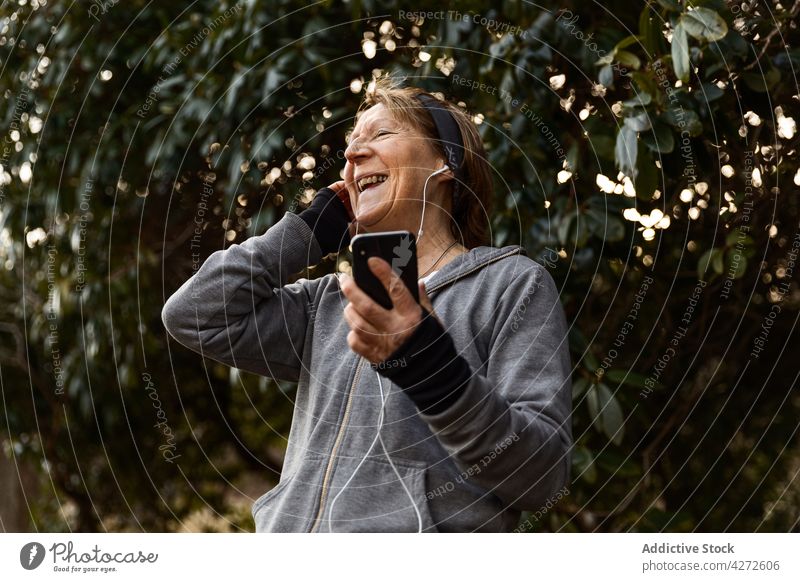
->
[343, 302, 380, 337]
[340, 270, 421, 363]
[346, 330, 382, 363]
[326, 179, 354, 219]
[367, 257, 419, 315]
[326, 179, 346, 193]
[340, 273, 388, 323]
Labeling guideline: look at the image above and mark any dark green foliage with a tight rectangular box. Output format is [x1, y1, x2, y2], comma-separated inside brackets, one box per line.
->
[1, 0, 798, 531]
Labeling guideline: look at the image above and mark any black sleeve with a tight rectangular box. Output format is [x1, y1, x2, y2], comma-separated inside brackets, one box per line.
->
[296, 187, 351, 255]
[374, 307, 471, 415]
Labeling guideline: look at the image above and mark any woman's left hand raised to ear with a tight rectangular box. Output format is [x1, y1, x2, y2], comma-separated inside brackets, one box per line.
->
[340, 256, 435, 364]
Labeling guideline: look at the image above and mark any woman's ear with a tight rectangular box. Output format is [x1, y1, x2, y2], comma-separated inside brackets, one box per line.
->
[435, 160, 455, 182]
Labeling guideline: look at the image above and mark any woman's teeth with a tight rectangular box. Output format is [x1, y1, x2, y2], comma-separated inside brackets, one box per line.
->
[357, 174, 388, 192]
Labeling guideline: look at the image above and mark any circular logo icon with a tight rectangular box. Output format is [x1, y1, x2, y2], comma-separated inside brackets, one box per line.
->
[20, 542, 46, 570]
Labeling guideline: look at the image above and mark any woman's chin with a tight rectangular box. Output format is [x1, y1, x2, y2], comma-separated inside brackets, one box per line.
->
[354, 200, 392, 227]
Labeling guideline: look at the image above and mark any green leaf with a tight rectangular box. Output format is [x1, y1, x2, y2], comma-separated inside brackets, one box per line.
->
[623, 92, 652, 108]
[634, 148, 659, 200]
[726, 231, 755, 256]
[583, 348, 600, 372]
[632, 72, 659, 99]
[616, 50, 642, 70]
[566, 142, 580, 173]
[671, 21, 690, 82]
[615, 35, 640, 51]
[698, 247, 724, 279]
[606, 216, 626, 242]
[624, 111, 653, 132]
[588, 383, 625, 445]
[262, 68, 286, 99]
[596, 51, 615, 66]
[741, 68, 781, 92]
[573, 377, 590, 400]
[572, 446, 597, 484]
[641, 121, 675, 153]
[639, 7, 661, 55]
[725, 250, 747, 279]
[680, 8, 728, 43]
[663, 108, 703, 136]
[599, 64, 615, 88]
[586, 384, 600, 423]
[569, 327, 590, 355]
[615, 125, 638, 180]
[656, 0, 680, 11]
[590, 135, 616, 160]
[557, 213, 575, 246]
[606, 369, 657, 390]
[697, 82, 725, 103]
[586, 207, 625, 242]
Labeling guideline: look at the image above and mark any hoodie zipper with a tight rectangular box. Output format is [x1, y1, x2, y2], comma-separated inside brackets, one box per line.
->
[309, 355, 365, 532]
[307, 247, 520, 532]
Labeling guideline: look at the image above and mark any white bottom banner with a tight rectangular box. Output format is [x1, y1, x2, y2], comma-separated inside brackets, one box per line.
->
[1, 533, 797, 581]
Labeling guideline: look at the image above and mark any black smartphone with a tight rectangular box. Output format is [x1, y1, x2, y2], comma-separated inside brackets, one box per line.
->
[351, 231, 420, 309]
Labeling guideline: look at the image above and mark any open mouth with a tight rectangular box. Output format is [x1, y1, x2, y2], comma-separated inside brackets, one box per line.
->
[356, 173, 389, 193]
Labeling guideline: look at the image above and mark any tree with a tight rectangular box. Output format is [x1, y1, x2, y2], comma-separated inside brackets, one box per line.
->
[1, 0, 798, 532]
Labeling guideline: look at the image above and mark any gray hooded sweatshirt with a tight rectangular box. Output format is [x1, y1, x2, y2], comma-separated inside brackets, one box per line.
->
[161, 212, 572, 532]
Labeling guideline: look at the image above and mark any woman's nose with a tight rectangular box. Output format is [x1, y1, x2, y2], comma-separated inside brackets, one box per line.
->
[344, 139, 369, 163]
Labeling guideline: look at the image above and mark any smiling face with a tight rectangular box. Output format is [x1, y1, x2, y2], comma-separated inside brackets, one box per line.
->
[343, 103, 451, 232]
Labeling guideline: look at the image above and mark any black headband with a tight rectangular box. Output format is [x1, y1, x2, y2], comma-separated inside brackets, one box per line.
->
[415, 94, 467, 200]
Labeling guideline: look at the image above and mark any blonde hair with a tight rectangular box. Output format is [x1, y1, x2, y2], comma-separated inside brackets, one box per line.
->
[354, 76, 493, 249]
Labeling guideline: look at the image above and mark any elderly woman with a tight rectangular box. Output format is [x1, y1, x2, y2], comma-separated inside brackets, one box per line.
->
[162, 78, 572, 532]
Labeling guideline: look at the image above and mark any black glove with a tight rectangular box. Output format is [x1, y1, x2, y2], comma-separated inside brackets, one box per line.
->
[297, 187, 351, 255]
[374, 307, 471, 415]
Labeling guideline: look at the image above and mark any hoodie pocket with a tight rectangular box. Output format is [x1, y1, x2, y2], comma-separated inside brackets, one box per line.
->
[323, 454, 437, 532]
[251, 450, 331, 532]
[251, 471, 296, 517]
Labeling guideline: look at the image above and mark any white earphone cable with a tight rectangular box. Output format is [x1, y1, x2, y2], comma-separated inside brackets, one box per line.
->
[329, 166, 446, 532]
[417, 164, 449, 243]
[327, 372, 385, 532]
[375, 372, 423, 533]
[327, 369, 423, 533]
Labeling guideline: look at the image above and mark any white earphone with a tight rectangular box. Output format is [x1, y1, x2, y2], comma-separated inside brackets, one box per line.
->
[417, 164, 450, 242]
[328, 165, 450, 533]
